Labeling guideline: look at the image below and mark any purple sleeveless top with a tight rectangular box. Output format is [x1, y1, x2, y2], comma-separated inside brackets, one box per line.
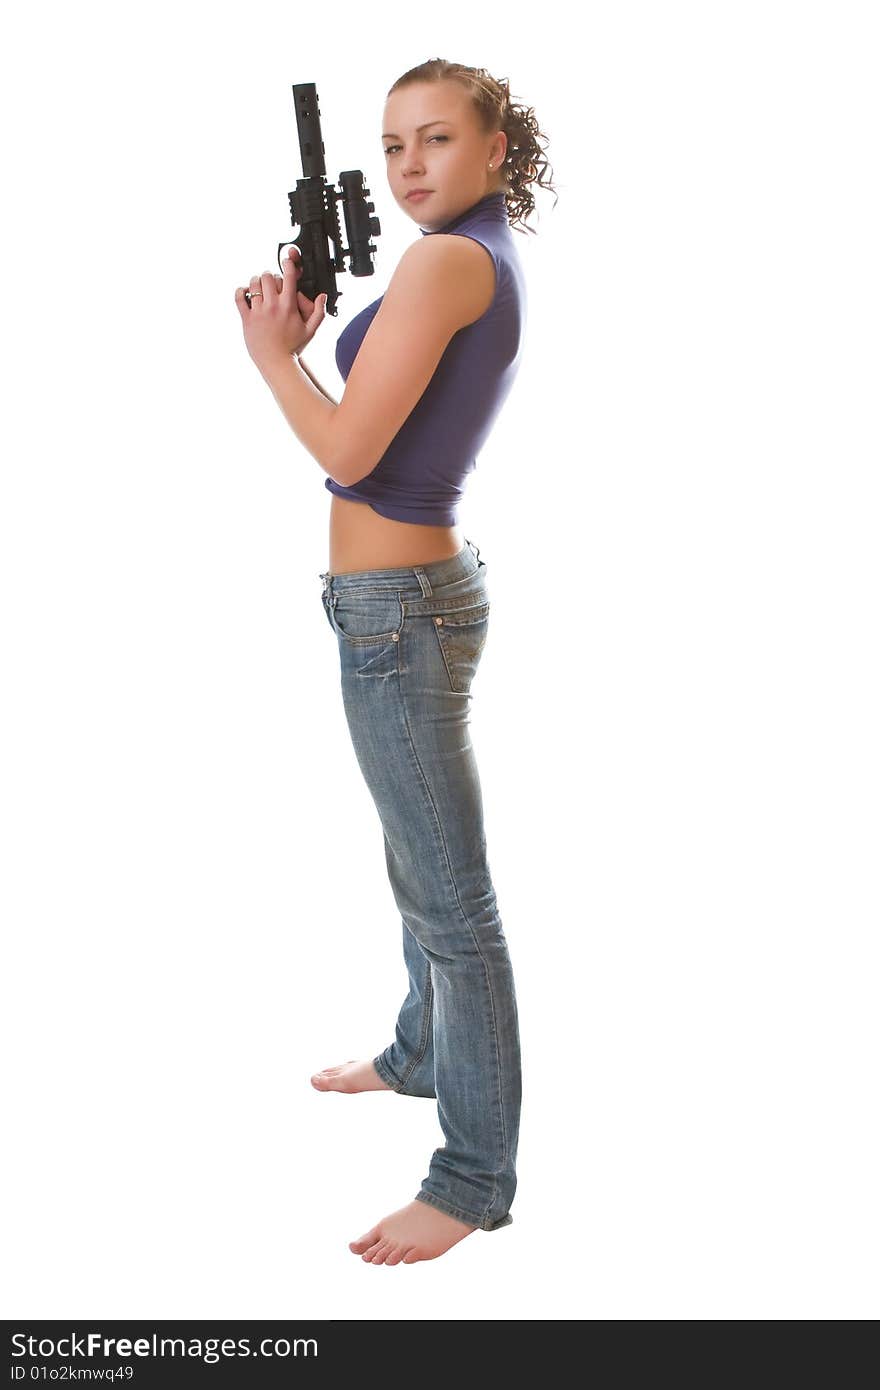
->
[324, 191, 527, 526]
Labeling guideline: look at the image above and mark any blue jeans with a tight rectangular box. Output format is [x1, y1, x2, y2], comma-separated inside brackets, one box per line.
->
[319, 538, 521, 1232]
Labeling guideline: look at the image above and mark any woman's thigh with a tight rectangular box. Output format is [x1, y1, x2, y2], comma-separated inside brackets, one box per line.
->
[322, 564, 492, 910]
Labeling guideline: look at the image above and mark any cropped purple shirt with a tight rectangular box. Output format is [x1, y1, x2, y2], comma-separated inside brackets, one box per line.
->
[324, 191, 527, 526]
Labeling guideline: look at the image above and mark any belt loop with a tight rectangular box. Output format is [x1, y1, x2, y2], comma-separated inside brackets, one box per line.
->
[414, 565, 433, 597]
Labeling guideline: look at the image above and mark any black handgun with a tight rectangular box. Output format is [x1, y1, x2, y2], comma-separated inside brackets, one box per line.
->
[244, 82, 381, 316]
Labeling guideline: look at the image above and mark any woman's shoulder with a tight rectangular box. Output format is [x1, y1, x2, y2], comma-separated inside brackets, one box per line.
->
[385, 234, 498, 328]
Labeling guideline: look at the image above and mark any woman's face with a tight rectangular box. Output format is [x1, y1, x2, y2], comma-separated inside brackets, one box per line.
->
[381, 80, 506, 230]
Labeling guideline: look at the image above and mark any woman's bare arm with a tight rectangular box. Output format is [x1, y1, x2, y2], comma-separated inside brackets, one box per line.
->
[255, 239, 489, 482]
[297, 353, 339, 406]
[269, 271, 340, 406]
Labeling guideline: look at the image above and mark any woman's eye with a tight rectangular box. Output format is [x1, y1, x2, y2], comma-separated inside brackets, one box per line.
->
[383, 135, 448, 156]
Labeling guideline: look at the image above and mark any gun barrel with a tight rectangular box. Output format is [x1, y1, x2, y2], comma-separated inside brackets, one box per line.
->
[292, 82, 326, 179]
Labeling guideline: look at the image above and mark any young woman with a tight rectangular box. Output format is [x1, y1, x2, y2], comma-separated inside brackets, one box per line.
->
[235, 59, 556, 1264]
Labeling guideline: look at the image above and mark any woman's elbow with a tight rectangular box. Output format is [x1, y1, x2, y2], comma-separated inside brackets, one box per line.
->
[331, 434, 382, 488]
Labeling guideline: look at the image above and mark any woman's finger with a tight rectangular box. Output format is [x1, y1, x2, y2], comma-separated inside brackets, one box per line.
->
[282, 252, 305, 300]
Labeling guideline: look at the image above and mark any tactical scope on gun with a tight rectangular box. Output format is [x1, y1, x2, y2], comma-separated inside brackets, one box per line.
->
[244, 82, 381, 316]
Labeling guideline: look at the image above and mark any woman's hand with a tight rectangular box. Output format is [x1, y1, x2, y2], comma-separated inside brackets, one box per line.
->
[235, 245, 328, 371]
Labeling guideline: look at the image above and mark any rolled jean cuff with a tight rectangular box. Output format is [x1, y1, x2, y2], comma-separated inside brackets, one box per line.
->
[415, 1188, 513, 1233]
[372, 1053, 404, 1091]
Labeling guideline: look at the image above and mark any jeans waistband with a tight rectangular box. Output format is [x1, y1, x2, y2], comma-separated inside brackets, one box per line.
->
[319, 538, 483, 598]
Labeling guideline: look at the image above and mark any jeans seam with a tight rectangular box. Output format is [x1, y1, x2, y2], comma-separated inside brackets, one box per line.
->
[396, 955, 433, 1094]
[396, 671, 508, 1227]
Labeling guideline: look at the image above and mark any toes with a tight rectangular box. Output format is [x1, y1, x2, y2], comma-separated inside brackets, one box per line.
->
[369, 1240, 393, 1264]
[361, 1238, 386, 1261]
[349, 1226, 381, 1253]
[384, 1246, 406, 1265]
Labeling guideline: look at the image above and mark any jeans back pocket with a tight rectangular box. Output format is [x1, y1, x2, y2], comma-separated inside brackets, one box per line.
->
[432, 598, 490, 693]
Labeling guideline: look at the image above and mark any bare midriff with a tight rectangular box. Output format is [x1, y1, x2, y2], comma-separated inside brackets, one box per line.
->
[328, 494, 465, 576]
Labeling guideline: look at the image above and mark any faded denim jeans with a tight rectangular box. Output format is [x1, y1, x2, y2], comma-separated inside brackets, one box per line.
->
[319, 538, 521, 1232]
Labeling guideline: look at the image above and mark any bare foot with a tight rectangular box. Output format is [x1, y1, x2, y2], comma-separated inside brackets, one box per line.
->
[310, 1059, 392, 1093]
[349, 1200, 478, 1264]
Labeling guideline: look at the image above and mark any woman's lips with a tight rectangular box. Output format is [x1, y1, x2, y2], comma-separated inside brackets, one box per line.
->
[406, 190, 432, 201]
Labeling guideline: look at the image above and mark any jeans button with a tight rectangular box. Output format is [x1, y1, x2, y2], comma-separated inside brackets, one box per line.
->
[435, 616, 443, 625]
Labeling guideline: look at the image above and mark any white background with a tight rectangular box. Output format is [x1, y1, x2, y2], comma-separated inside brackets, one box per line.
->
[2, 0, 877, 1320]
